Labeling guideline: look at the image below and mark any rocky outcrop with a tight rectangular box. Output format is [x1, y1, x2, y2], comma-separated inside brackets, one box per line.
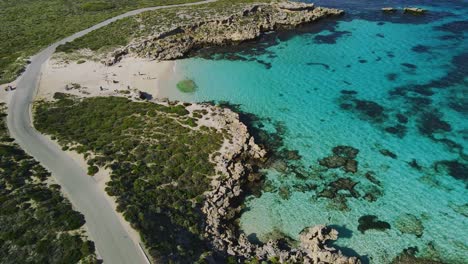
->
[381, 7, 397, 13]
[381, 7, 426, 15]
[201, 107, 359, 263]
[404, 7, 426, 14]
[105, 1, 344, 65]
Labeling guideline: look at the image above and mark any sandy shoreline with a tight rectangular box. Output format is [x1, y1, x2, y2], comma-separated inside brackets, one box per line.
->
[37, 55, 175, 101]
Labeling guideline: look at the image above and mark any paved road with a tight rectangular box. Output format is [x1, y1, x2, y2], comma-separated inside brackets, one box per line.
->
[7, 1, 217, 263]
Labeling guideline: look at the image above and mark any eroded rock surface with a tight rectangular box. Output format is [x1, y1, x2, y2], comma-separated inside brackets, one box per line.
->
[105, 1, 344, 65]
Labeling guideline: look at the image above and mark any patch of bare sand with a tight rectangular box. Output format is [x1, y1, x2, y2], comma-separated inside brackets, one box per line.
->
[37, 56, 174, 100]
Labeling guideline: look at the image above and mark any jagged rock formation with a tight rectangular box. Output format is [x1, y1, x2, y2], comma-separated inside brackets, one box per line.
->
[105, 1, 343, 65]
[201, 108, 360, 263]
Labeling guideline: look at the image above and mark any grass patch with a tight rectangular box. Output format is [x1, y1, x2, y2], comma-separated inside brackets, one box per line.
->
[177, 79, 198, 93]
[34, 95, 224, 262]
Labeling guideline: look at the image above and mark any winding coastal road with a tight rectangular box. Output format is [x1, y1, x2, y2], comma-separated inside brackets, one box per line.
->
[7, 1, 217, 263]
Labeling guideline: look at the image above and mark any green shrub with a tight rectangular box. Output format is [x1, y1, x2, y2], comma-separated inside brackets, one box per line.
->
[87, 165, 99, 175]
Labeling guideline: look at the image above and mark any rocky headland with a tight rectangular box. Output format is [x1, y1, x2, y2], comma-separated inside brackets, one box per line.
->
[201, 102, 360, 263]
[104, 1, 344, 65]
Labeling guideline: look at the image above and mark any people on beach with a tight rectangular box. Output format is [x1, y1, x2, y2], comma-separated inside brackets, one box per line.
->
[4, 85, 16, 91]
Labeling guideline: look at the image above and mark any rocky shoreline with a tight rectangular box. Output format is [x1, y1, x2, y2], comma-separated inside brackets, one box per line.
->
[201, 103, 360, 263]
[104, 1, 344, 65]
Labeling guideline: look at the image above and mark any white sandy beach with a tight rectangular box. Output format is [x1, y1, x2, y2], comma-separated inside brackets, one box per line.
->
[37, 56, 175, 100]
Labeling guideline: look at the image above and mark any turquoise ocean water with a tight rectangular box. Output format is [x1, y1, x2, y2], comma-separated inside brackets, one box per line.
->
[159, 1, 468, 263]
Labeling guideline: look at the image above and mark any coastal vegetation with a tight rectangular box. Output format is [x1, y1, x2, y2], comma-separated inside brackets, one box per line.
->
[0, 0, 203, 84]
[0, 103, 96, 263]
[34, 95, 225, 262]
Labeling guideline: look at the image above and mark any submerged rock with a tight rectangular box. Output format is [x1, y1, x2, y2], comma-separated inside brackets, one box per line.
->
[433, 160, 468, 182]
[385, 124, 407, 138]
[333, 145, 359, 159]
[380, 149, 398, 159]
[318, 178, 360, 200]
[392, 247, 443, 264]
[319, 155, 347, 168]
[331, 178, 360, 198]
[344, 159, 358, 173]
[357, 215, 391, 233]
[354, 100, 385, 119]
[395, 213, 424, 237]
[319, 146, 359, 173]
[340, 89, 358, 95]
[364, 171, 381, 186]
[408, 159, 423, 170]
[396, 113, 408, 124]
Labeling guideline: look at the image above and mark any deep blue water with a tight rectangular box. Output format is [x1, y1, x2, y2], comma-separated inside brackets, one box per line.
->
[159, 1, 468, 263]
